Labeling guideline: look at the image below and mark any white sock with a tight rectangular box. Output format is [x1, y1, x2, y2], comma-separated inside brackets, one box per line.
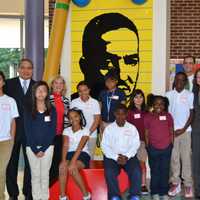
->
[83, 192, 91, 200]
[59, 196, 68, 200]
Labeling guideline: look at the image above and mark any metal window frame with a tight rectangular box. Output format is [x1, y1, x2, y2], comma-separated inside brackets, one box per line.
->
[0, 15, 49, 57]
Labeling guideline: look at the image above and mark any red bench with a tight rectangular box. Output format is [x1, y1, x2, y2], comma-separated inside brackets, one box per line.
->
[49, 161, 129, 200]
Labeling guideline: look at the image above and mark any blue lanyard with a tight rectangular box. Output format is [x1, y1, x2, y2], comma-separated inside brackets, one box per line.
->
[106, 90, 115, 121]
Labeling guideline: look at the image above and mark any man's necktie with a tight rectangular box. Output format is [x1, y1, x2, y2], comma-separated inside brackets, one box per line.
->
[23, 80, 28, 94]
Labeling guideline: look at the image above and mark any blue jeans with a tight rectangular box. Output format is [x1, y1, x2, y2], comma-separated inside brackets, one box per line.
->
[147, 144, 172, 196]
[104, 156, 141, 200]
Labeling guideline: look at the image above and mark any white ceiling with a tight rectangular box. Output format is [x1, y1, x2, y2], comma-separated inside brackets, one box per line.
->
[0, 0, 49, 15]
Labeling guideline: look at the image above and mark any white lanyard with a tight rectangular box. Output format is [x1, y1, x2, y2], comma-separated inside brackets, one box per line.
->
[106, 90, 115, 121]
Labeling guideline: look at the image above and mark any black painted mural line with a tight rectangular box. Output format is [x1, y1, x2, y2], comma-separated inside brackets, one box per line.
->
[79, 12, 140, 100]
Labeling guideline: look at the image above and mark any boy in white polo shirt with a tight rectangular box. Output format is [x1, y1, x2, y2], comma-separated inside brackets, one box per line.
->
[166, 72, 194, 198]
[0, 71, 19, 200]
[71, 81, 101, 158]
[101, 104, 141, 200]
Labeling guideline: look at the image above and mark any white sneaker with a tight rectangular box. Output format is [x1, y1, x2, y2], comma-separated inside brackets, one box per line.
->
[83, 192, 91, 200]
[168, 183, 181, 196]
[184, 186, 193, 198]
[152, 194, 160, 200]
[59, 196, 69, 200]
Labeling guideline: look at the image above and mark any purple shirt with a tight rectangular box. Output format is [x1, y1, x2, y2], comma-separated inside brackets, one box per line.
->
[144, 112, 173, 149]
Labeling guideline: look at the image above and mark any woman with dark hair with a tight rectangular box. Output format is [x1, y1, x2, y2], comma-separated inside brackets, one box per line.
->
[24, 81, 56, 200]
[59, 108, 91, 200]
[191, 68, 200, 199]
[127, 89, 148, 195]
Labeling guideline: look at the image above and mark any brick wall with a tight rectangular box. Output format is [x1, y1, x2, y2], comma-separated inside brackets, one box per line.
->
[49, 0, 200, 59]
[170, 0, 200, 59]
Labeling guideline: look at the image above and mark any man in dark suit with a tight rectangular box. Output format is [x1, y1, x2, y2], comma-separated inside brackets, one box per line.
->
[4, 58, 36, 200]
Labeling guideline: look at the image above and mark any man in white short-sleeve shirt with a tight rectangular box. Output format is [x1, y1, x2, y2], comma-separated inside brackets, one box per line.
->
[70, 81, 101, 158]
[166, 72, 194, 198]
[166, 89, 193, 132]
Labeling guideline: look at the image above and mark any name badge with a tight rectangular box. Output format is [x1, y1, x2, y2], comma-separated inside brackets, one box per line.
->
[44, 116, 51, 122]
[180, 96, 187, 104]
[86, 103, 92, 109]
[1, 104, 10, 111]
[134, 113, 141, 119]
[124, 129, 132, 136]
[111, 95, 119, 100]
[159, 116, 166, 121]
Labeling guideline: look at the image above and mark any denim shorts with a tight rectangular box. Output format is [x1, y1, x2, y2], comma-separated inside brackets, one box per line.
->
[66, 151, 90, 168]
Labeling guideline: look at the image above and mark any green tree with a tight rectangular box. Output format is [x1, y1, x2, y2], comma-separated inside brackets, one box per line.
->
[0, 48, 21, 78]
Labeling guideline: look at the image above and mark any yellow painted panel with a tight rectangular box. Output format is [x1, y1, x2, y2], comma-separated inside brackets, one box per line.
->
[71, 19, 152, 31]
[71, 30, 153, 41]
[72, 40, 152, 52]
[71, 0, 152, 10]
[136, 84, 152, 96]
[71, 0, 153, 96]
[71, 65, 152, 73]
[71, 51, 152, 62]
[137, 73, 152, 81]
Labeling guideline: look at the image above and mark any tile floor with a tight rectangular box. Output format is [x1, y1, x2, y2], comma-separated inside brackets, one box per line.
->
[5, 172, 198, 200]
[4, 152, 197, 200]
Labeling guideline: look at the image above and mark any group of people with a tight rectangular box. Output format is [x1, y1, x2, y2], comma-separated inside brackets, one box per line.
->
[0, 55, 200, 200]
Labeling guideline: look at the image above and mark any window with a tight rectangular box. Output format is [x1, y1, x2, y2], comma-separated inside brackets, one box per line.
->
[0, 16, 49, 78]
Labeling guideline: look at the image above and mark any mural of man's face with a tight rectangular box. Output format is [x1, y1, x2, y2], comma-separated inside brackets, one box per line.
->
[79, 13, 140, 99]
[102, 28, 139, 96]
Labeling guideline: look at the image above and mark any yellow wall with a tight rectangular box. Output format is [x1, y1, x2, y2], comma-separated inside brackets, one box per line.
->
[71, 0, 153, 96]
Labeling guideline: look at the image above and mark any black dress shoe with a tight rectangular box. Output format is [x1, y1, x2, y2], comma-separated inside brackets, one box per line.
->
[9, 196, 18, 200]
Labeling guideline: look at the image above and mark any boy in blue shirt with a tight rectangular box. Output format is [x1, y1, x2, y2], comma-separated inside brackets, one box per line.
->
[99, 71, 126, 132]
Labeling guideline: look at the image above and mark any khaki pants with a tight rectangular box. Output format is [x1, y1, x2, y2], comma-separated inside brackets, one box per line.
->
[26, 146, 54, 200]
[88, 137, 97, 159]
[170, 131, 193, 186]
[137, 141, 148, 162]
[0, 140, 13, 200]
